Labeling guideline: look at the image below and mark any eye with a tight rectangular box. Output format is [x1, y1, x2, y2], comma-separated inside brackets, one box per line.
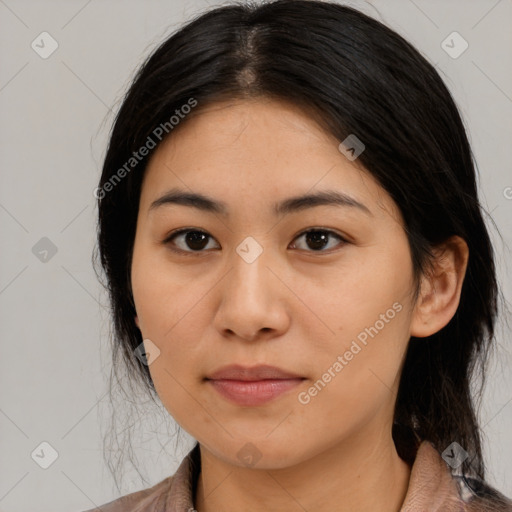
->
[289, 229, 347, 252]
[163, 228, 219, 254]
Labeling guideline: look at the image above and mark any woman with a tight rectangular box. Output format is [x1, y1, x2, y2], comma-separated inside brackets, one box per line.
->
[88, 0, 512, 510]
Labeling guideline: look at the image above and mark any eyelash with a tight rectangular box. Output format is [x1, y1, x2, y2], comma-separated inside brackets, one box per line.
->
[162, 227, 349, 255]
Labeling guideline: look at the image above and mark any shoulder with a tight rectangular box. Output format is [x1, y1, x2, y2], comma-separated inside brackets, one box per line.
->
[79, 475, 175, 512]
[400, 439, 512, 512]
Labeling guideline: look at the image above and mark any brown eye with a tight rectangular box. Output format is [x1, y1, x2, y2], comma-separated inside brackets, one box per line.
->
[290, 229, 346, 252]
[165, 229, 219, 253]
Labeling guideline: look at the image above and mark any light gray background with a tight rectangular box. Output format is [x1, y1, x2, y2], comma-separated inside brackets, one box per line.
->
[0, 0, 511, 511]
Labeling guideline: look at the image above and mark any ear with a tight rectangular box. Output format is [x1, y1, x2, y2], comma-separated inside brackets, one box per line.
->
[410, 235, 469, 338]
[134, 315, 140, 329]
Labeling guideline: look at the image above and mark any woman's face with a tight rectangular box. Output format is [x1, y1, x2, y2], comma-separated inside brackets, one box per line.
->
[131, 97, 418, 468]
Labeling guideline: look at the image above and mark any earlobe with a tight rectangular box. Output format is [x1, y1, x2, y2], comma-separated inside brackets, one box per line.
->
[135, 315, 140, 329]
[410, 236, 469, 338]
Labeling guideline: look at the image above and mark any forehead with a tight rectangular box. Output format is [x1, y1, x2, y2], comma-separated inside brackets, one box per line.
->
[139, 98, 400, 223]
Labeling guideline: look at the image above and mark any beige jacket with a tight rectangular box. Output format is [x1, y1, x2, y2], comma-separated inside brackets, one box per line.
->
[81, 441, 512, 512]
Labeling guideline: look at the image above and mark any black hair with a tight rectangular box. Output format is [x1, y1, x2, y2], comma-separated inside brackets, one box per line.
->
[94, 0, 508, 503]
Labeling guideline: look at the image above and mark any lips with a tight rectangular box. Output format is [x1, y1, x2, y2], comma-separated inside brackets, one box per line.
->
[205, 364, 305, 406]
[206, 364, 304, 381]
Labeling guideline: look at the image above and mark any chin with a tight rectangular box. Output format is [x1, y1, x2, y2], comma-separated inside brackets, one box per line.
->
[203, 434, 312, 470]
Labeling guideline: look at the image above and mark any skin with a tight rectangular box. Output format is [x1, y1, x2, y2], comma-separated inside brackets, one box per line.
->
[131, 97, 468, 512]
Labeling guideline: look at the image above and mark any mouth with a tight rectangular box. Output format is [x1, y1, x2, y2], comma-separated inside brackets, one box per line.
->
[205, 364, 306, 406]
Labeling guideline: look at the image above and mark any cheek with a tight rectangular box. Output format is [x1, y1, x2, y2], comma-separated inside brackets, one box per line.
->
[299, 243, 413, 409]
[303, 247, 412, 343]
[298, 307, 410, 440]
[131, 244, 211, 382]
[131, 241, 198, 334]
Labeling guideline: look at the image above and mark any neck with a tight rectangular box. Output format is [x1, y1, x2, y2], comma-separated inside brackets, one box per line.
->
[195, 428, 411, 512]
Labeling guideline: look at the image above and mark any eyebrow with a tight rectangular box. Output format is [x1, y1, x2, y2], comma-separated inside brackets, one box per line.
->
[149, 187, 372, 217]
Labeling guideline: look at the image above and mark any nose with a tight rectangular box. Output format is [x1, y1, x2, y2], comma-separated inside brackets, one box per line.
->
[212, 245, 290, 342]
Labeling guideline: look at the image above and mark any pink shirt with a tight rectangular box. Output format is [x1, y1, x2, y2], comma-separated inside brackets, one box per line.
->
[81, 441, 512, 511]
